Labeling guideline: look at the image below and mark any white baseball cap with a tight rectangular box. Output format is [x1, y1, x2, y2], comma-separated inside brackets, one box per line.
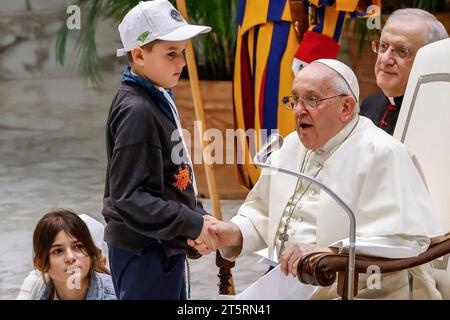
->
[78, 214, 106, 254]
[313, 59, 360, 102]
[116, 0, 211, 57]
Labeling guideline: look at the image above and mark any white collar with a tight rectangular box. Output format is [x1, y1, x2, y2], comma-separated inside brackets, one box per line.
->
[315, 115, 359, 155]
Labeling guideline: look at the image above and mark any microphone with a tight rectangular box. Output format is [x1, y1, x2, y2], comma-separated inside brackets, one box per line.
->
[254, 133, 284, 163]
[253, 133, 357, 300]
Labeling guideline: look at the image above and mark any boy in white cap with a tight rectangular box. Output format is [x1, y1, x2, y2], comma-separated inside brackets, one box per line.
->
[190, 59, 442, 299]
[102, 0, 218, 300]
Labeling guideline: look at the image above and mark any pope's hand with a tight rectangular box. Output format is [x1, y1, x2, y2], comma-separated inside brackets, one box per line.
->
[279, 243, 334, 277]
[208, 221, 243, 248]
[187, 220, 243, 255]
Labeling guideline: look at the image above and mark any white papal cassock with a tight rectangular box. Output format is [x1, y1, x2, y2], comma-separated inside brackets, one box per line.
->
[221, 115, 442, 299]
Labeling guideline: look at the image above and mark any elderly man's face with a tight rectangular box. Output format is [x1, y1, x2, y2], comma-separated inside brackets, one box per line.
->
[293, 64, 353, 150]
[375, 17, 427, 97]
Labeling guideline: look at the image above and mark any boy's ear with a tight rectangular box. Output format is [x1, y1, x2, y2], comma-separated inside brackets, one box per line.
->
[131, 47, 145, 65]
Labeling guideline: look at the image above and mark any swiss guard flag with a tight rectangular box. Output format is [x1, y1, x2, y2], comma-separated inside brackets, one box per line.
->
[233, 0, 381, 189]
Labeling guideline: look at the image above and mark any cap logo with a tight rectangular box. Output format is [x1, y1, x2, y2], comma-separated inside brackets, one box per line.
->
[170, 9, 183, 22]
[137, 30, 150, 43]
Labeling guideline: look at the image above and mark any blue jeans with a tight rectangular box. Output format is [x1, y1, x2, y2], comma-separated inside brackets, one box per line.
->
[108, 239, 186, 300]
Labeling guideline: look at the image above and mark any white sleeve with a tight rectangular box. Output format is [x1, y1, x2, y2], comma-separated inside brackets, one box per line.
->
[220, 166, 273, 261]
[16, 270, 45, 300]
[328, 235, 430, 258]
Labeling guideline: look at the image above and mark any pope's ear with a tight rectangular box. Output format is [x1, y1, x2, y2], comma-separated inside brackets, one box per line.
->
[341, 96, 356, 121]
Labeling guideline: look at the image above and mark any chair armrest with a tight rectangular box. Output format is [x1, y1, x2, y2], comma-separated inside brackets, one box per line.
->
[297, 233, 450, 288]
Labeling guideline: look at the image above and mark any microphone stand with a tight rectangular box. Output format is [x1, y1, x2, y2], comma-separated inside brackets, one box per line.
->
[253, 134, 356, 300]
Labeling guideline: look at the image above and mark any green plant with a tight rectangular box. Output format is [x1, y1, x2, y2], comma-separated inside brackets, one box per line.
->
[181, 0, 237, 80]
[56, 0, 238, 86]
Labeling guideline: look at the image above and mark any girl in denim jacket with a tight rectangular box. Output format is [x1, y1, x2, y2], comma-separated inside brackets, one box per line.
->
[31, 209, 116, 300]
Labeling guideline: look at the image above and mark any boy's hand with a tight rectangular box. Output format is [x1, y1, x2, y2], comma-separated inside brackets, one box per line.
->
[187, 216, 219, 254]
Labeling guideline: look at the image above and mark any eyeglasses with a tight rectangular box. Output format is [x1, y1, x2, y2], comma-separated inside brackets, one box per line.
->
[281, 94, 347, 111]
[372, 40, 416, 59]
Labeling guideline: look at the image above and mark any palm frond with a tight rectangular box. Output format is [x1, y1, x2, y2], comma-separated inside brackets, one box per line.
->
[55, 23, 69, 66]
[56, 0, 107, 86]
[75, 0, 103, 86]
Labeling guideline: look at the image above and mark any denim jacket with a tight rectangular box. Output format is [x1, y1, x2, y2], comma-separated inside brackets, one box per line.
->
[39, 272, 116, 300]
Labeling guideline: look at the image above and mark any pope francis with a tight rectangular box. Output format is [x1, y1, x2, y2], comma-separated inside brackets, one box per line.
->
[189, 59, 442, 299]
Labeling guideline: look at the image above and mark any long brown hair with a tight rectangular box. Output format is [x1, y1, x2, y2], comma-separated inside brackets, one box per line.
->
[33, 209, 110, 278]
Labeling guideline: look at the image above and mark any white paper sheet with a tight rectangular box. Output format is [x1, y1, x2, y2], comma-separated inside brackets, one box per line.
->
[252, 248, 278, 267]
[234, 265, 319, 300]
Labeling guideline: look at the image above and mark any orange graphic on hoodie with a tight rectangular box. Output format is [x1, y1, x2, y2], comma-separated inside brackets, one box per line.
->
[173, 165, 192, 191]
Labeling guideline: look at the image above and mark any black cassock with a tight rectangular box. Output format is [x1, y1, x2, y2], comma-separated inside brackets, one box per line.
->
[359, 92, 404, 136]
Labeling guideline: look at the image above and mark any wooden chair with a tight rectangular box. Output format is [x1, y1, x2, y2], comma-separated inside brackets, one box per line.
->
[297, 232, 450, 299]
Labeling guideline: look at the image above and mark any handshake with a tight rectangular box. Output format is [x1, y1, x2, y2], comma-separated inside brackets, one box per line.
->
[188, 215, 334, 278]
[187, 215, 243, 255]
